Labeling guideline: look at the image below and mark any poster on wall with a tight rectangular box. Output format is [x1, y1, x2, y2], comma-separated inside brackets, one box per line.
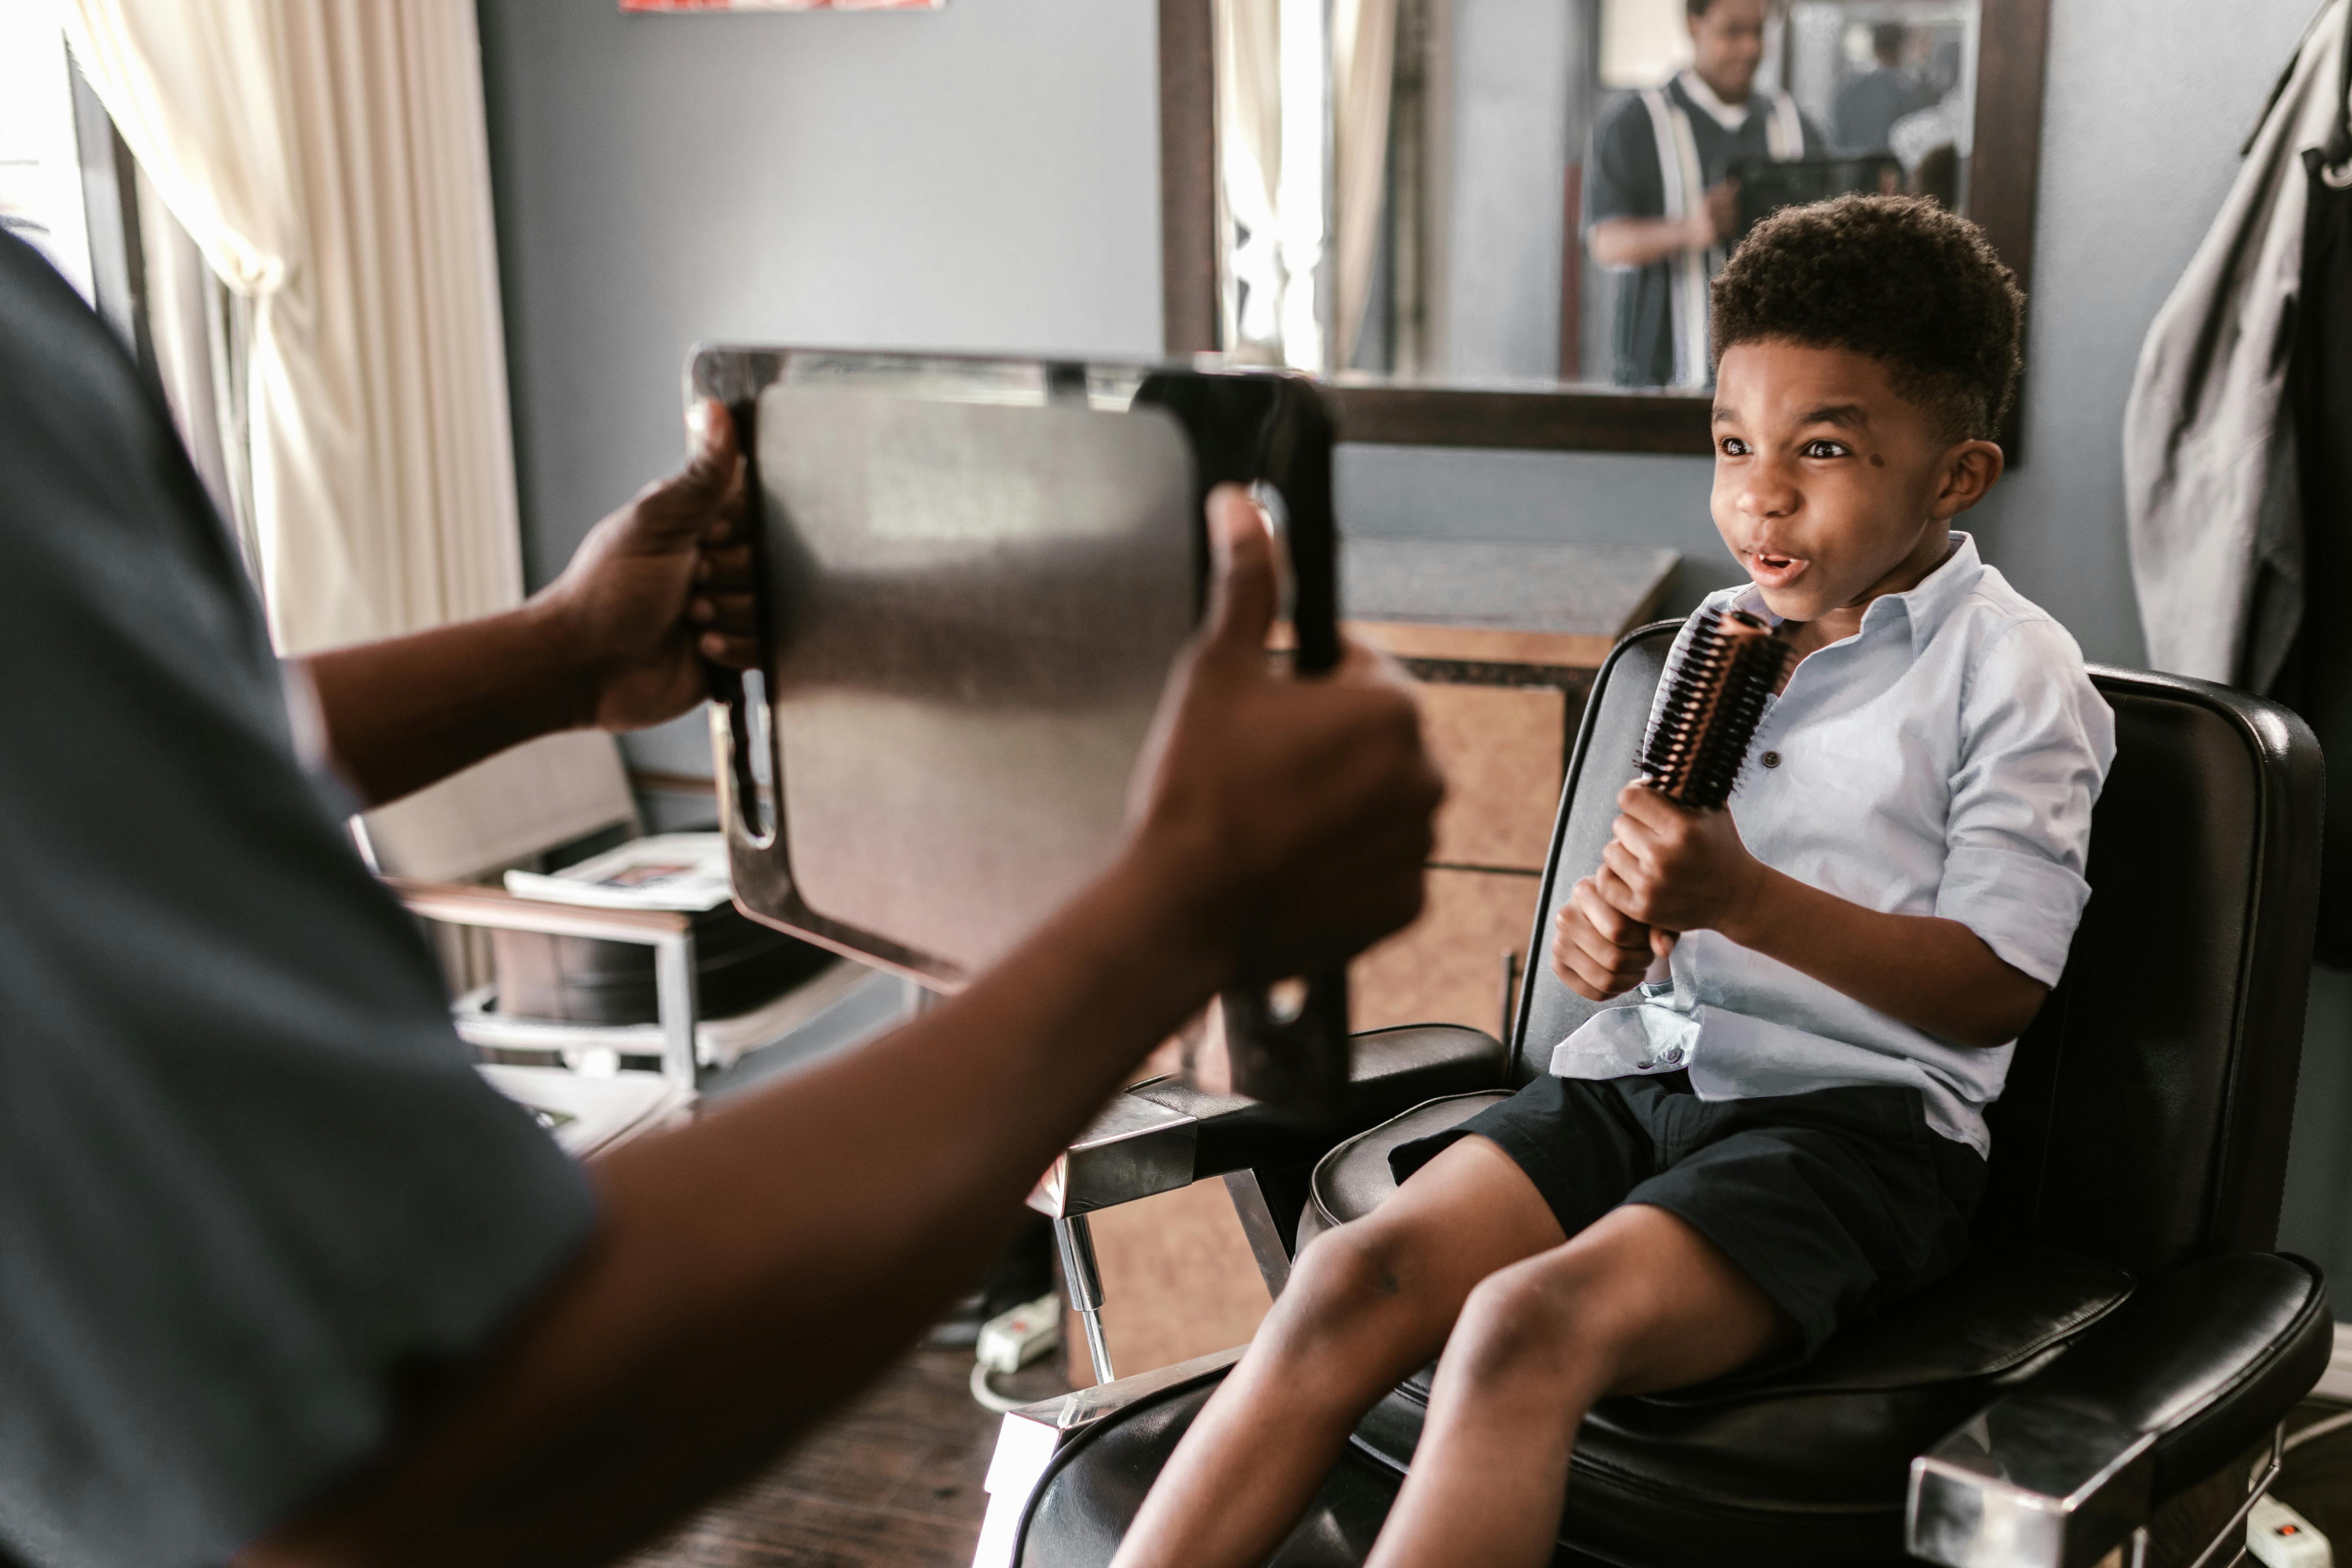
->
[622, 0, 942, 10]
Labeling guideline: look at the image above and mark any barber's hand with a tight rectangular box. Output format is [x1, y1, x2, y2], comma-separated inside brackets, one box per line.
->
[1124, 487, 1444, 988]
[1595, 782, 1766, 937]
[1695, 178, 1739, 247]
[533, 398, 758, 732]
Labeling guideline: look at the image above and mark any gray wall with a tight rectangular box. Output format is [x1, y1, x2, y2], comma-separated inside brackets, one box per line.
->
[478, 0, 2349, 1277]
[476, 0, 1163, 773]
[1964, 0, 2316, 668]
[1435, 0, 1573, 381]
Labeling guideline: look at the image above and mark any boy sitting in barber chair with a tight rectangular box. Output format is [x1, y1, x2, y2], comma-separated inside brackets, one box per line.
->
[1111, 196, 2116, 1568]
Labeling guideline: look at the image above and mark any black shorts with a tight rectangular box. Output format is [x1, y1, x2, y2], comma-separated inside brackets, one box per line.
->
[1388, 1072, 1986, 1361]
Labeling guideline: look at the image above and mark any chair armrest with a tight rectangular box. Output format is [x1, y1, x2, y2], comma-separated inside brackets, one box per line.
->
[1907, 1252, 2330, 1568]
[1031, 1025, 1507, 1217]
[385, 877, 702, 1087]
[1141, 1024, 1509, 1177]
[385, 875, 694, 942]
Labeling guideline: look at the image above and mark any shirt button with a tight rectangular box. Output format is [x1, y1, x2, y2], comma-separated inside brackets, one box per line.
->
[1660, 1045, 1685, 1065]
[1760, 751, 1781, 768]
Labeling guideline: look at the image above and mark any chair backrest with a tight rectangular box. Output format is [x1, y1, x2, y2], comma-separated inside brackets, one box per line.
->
[1508, 623, 2323, 1279]
[356, 729, 640, 881]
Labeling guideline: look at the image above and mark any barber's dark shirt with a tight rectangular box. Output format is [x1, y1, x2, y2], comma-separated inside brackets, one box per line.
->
[1587, 76, 1826, 385]
[1834, 66, 1928, 153]
[0, 230, 593, 1568]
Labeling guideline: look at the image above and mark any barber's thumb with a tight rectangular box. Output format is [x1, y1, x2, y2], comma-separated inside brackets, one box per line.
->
[671, 399, 739, 496]
[1203, 484, 1279, 659]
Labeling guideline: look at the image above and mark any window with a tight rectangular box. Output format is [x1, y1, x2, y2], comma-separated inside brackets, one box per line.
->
[0, 5, 95, 302]
[0, 3, 259, 579]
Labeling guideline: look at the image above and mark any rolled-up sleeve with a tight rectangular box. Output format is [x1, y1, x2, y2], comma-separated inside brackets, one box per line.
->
[1588, 100, 1665, 237]
[1934, 619, 2117, 986]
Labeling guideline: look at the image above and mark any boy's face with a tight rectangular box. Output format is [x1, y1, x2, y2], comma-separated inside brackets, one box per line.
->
[1709, 338, 2001, 626]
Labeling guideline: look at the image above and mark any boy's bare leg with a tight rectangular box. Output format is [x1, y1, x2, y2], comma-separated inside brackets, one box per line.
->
[1110, 1136, 1564, 1568]
[1363, 1202, 1794, 1568]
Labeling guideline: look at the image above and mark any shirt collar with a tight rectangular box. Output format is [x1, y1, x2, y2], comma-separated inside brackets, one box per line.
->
[1729, 532, 1983, 656]
[1674, 69, 1755, 133]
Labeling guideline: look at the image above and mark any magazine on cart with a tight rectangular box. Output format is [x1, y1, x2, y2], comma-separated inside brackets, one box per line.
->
[503, 831, 733, 911]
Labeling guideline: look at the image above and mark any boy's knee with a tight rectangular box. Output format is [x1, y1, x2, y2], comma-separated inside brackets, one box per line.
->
[1268, 1223, 1416, 1350]
[1447, 1264, 1606, 1401]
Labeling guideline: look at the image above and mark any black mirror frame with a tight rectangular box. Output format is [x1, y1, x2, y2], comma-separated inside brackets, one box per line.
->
[1159, 0, 2050, 455]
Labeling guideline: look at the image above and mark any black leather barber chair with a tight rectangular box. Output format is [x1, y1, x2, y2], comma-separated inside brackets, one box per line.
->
[980, 623, 2335, 1568]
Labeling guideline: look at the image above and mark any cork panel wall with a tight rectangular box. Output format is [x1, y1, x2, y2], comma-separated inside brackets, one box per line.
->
[1352, 867, 1546, 1039]
[1416, 683, 1568, 872]
[1065, 1177, 1272, 1388]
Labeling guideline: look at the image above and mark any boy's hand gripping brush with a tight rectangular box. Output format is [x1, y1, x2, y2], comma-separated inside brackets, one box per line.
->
[1630, 607, 1792, 997]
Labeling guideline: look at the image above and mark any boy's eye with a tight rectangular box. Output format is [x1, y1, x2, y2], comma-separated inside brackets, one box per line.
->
[1718, 436, 1751, 456]
[1801, 439, 1851, 459]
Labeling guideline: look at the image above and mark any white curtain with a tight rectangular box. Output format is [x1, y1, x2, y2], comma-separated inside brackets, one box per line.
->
[1330, 0, 1396, 370]
[64, 0, 524, 653]
[1216, 0, 1285, 359]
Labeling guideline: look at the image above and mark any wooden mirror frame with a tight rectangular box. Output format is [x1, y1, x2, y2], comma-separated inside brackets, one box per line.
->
[1159, 0, 2051, 453]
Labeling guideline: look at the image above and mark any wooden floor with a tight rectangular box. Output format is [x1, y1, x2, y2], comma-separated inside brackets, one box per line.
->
[2275, 1400, 2352, 1545]
[2118, 1398, 2352, 1566]
[624, 1347, 1069, 1568]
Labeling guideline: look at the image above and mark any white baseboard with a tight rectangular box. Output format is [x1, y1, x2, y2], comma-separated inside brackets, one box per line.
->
[2315, 1322, 2352, 1403]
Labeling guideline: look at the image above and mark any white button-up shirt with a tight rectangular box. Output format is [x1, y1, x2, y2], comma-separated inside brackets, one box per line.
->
[1549, 534, 2117, 1155]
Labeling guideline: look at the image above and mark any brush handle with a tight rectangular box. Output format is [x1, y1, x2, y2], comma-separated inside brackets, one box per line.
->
[1637, 932, 1677, 1000]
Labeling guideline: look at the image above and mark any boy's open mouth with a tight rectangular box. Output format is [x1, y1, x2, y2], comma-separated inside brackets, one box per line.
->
[1747, 548, 1806, 586]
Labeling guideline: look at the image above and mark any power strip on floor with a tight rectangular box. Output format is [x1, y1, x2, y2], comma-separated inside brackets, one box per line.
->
[971, 1292, 1064, 1414]
[978, 1292, 1063, 1375]
[2249, 1495, 2332, 1567]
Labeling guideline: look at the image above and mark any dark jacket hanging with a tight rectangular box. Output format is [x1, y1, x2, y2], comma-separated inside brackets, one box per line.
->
[2273, 18, 2352, 962]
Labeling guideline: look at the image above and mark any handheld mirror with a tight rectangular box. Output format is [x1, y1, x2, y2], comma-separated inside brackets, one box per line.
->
[689, 347, 1349, 1110]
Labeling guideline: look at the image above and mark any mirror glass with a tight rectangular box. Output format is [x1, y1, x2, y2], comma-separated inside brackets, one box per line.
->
[1213, 0, 1979, 390]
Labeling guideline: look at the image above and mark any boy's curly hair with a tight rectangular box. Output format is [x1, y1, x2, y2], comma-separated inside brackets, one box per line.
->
[1710, 194, 2024, 443]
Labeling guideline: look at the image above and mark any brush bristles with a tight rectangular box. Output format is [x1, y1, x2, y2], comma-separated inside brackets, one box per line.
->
[1639, 607, 1790, 810]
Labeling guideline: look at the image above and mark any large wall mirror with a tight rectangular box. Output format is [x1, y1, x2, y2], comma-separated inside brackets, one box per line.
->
[1158, 0, 2049, 450]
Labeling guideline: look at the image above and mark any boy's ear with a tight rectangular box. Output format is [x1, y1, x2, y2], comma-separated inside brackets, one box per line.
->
[1933, 440, 2006, 518]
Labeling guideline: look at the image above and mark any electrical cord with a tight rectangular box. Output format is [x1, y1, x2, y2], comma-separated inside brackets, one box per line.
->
[971, 1359, 1032, 1413]
[2241, 1405, 2352, 1495]
[2284, 1407, 2352, 1454]
[966, 1290, 1065, 1414]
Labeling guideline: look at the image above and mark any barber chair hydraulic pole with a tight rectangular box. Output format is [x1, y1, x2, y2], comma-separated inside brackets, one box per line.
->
[1055, 1208, 1115, 1384]
[981, 624, 2334, 1568]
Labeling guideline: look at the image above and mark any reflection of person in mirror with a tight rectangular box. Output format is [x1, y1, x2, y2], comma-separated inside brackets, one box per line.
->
[1834, 23, 1929, 155]
[1586, 0, 1826, 388]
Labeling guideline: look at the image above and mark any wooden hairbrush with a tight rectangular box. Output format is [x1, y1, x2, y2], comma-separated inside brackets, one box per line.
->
[1641, 606, 1792, 807]
[1631, 606, 1792, 993]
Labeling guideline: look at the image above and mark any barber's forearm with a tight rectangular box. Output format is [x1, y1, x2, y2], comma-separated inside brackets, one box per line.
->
[253, 489, 1441, 1566]
[1588, 215, 1704, 270]
[1715, 869, 2045, 1049]
[248, 845, 1228, 1568]
[299, 599, 593, 808]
